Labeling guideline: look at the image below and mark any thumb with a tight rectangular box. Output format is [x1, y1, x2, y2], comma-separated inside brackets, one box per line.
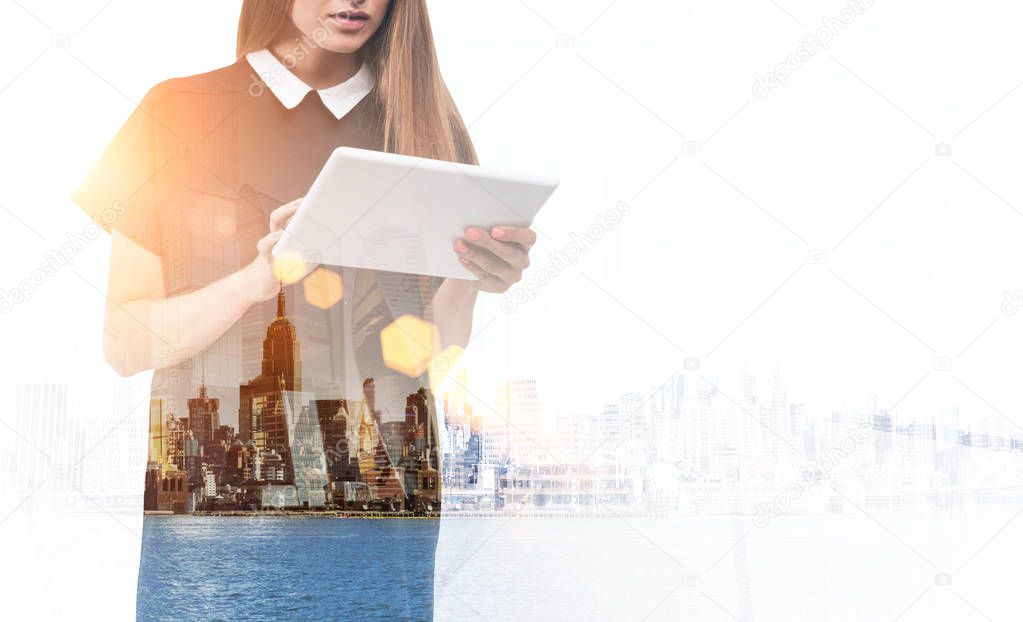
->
[257, 230, 286, 255]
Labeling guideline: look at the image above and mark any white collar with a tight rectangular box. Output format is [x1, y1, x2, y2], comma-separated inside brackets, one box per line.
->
[245, 48, 374, 120]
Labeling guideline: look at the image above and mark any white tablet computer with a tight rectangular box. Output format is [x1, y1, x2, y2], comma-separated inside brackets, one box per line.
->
[273, 146, 559, 280]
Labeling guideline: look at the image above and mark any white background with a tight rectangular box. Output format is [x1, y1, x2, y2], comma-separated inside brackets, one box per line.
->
[2, 0, 1023, 620]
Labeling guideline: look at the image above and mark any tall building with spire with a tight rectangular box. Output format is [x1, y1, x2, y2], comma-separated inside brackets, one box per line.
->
[263, 286, 302, 392]
[187, 357, 219, 449]
[239, 285, 303, 465]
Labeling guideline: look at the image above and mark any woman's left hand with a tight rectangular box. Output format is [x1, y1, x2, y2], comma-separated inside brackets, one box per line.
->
[454, 225, 537, 293]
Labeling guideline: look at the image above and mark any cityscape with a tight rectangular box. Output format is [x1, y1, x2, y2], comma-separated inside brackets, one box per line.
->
[7, 352, 1023, 518]
[142, 285, 442, 515]
[5, 264, 1023, 518]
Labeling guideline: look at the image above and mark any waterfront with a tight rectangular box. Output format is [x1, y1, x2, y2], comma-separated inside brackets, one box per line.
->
[137, 516, 440, 621]
[6, 509, 1022, 620]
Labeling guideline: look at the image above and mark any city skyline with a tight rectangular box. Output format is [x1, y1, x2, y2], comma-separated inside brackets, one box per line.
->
[10, 354, 1020, 517]
[141, 282, 442, 514]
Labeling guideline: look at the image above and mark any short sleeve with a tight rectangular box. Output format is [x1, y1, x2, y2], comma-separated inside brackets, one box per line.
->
[72, 87, 175, 257]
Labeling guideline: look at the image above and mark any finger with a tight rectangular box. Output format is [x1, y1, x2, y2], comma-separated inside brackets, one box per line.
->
[454, 239, 517, 282]
[463, 227, 529, 271]
[256, 230, 284, 256]
[269, 198, 302, 232]
[458, 256, 506, 292]
[489, 225, 537, 249]
[269, 202, 298, 230]
[269, 201, 300, 232]
[257, 230, 285, 255]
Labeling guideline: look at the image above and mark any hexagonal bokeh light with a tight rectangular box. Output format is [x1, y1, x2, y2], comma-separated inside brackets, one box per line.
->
[302, 267, 344, 309]
[380, 314, 441, 377]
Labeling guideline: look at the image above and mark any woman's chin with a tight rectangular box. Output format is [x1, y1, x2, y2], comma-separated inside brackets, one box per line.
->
[320, 34, 371, 55]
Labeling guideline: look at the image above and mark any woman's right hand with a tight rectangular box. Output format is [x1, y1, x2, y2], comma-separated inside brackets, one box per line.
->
[243, 198, 304, 302]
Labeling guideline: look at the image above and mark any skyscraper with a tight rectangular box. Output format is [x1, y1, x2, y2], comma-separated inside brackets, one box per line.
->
[354, 397, 406, 509]
[239, 286, 302, 450]
[14, 383, 79, 492]
[498, 378, 546, 463]
[187, 364, 220, 450]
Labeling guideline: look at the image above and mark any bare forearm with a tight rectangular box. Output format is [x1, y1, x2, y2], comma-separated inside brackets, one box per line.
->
[429, 278, 480, 349]
[105, 264, 261, 375]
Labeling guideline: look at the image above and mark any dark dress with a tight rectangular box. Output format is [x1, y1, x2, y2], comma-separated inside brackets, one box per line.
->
[73, 58, 443, 621]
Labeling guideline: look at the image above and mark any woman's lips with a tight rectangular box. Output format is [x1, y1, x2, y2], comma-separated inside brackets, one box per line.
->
[329, 11, 369, 33]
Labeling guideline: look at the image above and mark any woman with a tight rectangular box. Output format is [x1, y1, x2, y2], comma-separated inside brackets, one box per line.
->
[73, 1, 535, 619]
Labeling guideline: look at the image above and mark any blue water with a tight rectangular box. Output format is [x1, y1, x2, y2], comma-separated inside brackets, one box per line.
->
[136, 516, 439, 621]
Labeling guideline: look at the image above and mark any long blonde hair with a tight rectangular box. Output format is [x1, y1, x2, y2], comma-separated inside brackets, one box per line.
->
[237, 0, 477, 165]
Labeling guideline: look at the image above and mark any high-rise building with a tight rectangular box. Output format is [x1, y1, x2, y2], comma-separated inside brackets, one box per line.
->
[313, 399, 359, 487]
[593, 402, 622, 462]
[14, 383, 76, 492]
[282, 394, 327, 508]
[498, 379, 546, 463]
[239, 286, 302, 456]
[187, 370, 219, 450]
[354, 397, 406, 509]
[98, 383, 147, 494]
